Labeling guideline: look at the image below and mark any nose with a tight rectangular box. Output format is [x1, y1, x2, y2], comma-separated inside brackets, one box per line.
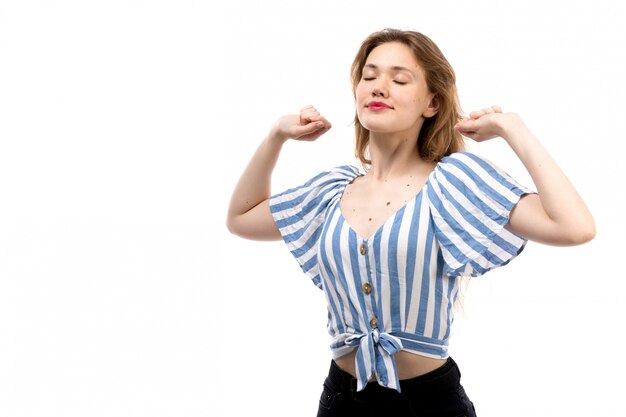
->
[371, 78, 388, 98]
[372, 88, 385, 97]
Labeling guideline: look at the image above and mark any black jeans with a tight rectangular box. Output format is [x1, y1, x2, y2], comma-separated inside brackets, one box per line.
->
[316, 358, 476, 417]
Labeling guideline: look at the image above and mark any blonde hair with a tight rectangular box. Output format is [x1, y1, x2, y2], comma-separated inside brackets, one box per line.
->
[350, 28, 465, 166]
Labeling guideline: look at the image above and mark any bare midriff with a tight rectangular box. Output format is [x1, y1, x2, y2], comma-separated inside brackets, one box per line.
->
[335, 349, 447, 381]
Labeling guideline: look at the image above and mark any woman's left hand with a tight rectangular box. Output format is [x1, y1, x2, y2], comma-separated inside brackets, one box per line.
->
[455, 105, 522, 142]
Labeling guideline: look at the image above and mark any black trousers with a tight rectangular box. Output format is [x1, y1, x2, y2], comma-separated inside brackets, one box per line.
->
[316, 358, 477, 417]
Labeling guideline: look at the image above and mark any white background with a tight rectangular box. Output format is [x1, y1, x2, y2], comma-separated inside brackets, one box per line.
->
[1, 0, 625, 416]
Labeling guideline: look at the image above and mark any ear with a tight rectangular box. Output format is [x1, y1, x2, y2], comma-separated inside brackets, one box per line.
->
[423, 94, 439, 118]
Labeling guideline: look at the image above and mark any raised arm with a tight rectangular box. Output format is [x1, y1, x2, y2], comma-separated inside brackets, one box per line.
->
[226, 106, 332, 241]
[455, 106, 596, 246]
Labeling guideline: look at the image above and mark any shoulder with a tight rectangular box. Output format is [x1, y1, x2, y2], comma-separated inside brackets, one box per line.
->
[435, 151, 510, 183]
[431, 151, 530, 202]
[271, 164, 361, 202]
[438, 151, 493, 171]
[327, 165, 363, 179]
[299, 165, 362, 188]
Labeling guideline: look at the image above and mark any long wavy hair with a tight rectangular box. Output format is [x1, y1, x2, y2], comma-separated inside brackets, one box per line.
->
[351, 29, 465, 166]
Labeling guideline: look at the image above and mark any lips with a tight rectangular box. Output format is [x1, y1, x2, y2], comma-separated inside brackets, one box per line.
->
[367, 101, 392, 110]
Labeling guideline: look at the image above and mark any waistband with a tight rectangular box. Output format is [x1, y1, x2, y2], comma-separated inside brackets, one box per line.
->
[325, 357, 460, 400]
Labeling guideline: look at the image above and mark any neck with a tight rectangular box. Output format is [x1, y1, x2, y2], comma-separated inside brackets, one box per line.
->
[367, 132, 426, 181]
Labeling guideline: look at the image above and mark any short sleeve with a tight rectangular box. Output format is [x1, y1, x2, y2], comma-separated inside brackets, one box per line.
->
[428, 152, 535, 277]
[270, 165, 361, 288]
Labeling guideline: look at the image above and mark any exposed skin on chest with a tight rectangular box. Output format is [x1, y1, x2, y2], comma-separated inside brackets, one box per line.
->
[339, 166, 434, 240]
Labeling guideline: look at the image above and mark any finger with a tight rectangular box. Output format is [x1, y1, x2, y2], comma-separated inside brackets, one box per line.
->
[454, 124, 477, 137]
[469, 110, 484, 119]
[294, 121, 325, 138]
[300, 105, 319, 116]
[301, 108, 320, 117]
[305, 113, 324, 122]
[303, 113, 331, 130]
[300, 108, 321, 125]
[457, 127, 480, 141]
[455, 118, 477, 130]
[492, 105, 502, 113]
[316, 116, 331, 130]
[300, 113, 314, 125]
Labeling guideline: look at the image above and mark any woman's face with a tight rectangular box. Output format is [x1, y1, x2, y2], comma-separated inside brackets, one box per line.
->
[355, 41, 437, 137]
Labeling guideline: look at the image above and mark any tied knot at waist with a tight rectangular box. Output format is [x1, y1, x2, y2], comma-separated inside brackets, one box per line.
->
[344, 329, 403, 392]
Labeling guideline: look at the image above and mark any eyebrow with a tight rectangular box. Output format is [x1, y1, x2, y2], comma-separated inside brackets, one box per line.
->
[364, 63, 415, 74]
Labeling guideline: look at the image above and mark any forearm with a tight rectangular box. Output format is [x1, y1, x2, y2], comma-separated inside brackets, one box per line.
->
[499, 115, 596, 242]
[227, 131, 286, 222]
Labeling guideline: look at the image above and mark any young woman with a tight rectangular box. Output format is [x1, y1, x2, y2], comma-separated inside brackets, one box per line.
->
[226, 29, 595, 417]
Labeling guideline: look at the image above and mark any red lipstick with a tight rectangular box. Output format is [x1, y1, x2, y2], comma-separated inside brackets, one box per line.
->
[367, 101, 392, 111]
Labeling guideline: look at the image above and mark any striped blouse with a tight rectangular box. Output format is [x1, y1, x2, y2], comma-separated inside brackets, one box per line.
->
[269, 151, 532, 392]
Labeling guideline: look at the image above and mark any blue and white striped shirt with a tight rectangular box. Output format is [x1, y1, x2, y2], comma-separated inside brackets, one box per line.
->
[270, 151, 532, 392]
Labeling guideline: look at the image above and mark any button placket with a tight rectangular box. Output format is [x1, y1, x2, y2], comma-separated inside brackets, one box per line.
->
[358, 241, 371, 296]
[359, 238, 378, 332]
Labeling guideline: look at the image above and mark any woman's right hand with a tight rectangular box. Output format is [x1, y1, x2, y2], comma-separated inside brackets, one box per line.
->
[271, 105, 332, 142]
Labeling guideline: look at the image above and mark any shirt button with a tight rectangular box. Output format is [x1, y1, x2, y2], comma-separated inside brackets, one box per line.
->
[369, 317, 378, 329]
[359, 243, 367, 255]
[362, 282, 372, 295]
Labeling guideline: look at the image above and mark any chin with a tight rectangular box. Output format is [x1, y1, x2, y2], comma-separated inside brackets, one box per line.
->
[361, 121, 408, 135]
[358, 117, 393, 132]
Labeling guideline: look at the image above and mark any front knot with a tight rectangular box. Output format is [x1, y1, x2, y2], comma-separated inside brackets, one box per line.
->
[344, 329, 403, 392]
